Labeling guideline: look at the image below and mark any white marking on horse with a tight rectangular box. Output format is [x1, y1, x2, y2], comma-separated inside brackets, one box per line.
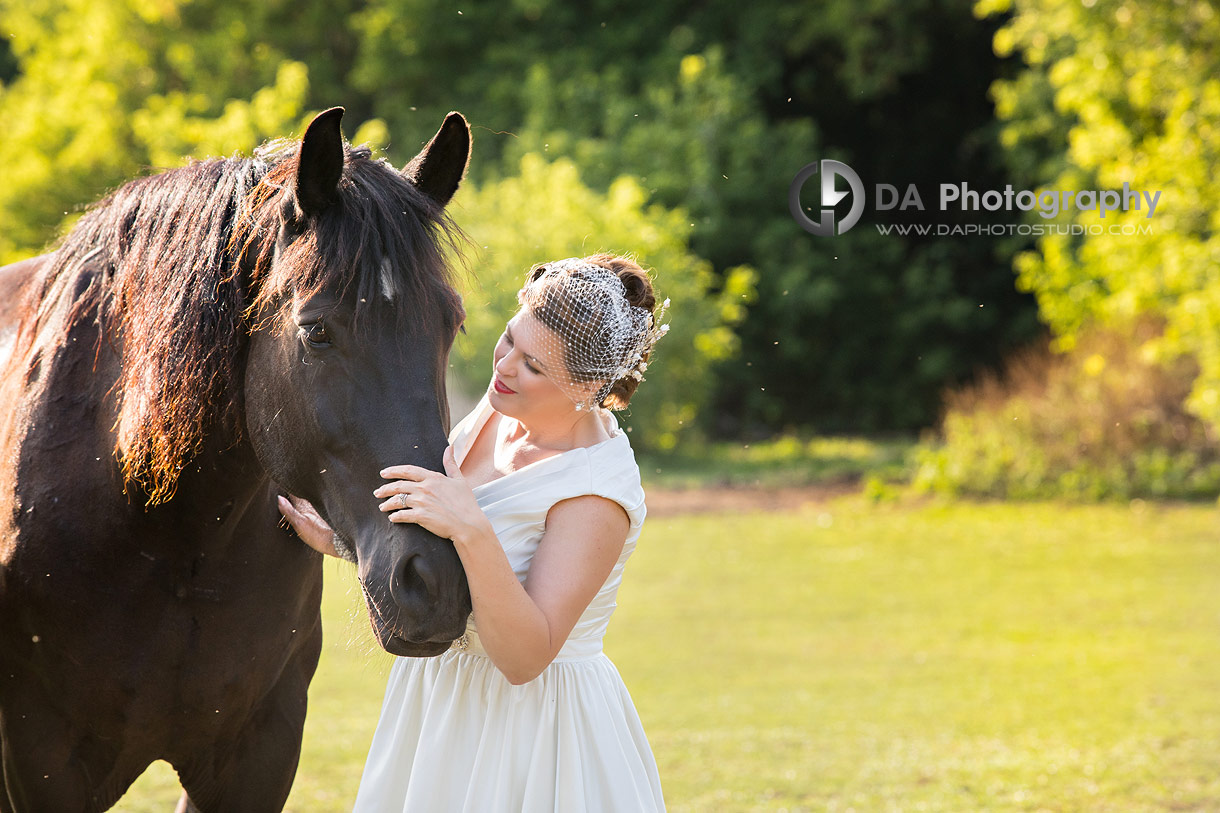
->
[379, 258, 400, 302]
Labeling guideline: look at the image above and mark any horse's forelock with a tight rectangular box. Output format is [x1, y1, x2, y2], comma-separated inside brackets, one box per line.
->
[241, 145, 468, 344]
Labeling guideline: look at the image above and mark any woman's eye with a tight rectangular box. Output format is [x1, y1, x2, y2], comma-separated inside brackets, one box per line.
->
[525, 362, 539, 374]
[304, 322, 330, 347]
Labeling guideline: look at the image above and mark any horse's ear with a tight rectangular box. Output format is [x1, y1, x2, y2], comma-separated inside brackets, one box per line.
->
[402, 112, 470, 207]
[295, 107, 346, 217]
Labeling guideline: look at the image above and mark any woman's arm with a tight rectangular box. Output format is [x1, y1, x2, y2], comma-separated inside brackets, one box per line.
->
[377, 446, 629, 685]
[451, 495, 627, 684]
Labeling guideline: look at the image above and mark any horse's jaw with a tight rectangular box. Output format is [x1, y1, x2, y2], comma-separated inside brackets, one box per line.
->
[379, 631, 453, 658]
[331, 531, 358, 564]
[364, 598, 457, 656]
[352, 536, 469, 657]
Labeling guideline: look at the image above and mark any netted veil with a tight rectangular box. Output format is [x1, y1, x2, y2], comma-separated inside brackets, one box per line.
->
[513, 258, 670, 412]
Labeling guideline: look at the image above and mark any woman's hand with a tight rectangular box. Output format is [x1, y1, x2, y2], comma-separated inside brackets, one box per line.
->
[277, 494, 339, 557]
[375, 445, 491, 544]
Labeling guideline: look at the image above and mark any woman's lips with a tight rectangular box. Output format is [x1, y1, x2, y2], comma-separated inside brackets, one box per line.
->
[493, 376, 516, 394]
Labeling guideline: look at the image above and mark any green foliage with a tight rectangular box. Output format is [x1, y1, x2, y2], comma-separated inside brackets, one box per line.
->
[0, 0, 367, 264]
[346, 0, 1040, 435]
[1, 0, 1042, 435]
[913, 322, 1220, 500]
[0, 0, 297, 261]
[705, 0, 1041, 435]
[447, 152, 755, 451]
[978, 0, 1220, 434]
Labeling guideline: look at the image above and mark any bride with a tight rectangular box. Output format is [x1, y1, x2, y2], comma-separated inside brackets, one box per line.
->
[278, 253, 670, 811]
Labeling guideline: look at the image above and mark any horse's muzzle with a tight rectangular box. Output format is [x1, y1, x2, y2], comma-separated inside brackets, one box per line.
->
[358, 528, 471, 656]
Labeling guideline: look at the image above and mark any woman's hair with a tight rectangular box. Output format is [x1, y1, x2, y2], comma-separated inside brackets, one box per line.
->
[523, 253, 659, 410]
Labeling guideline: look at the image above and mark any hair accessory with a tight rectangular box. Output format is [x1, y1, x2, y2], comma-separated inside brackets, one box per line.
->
[512, 259, 671, 412]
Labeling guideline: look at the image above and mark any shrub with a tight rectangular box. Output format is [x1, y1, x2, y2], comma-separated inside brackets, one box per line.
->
[446, 152, 755, 453]
[913, 320, 1220, 501]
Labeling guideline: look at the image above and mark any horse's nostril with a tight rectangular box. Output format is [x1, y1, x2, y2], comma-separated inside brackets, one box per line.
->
[391, 553, 439, 614]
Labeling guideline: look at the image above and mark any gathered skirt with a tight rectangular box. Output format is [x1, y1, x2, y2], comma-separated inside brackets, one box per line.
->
[351, 645, 665, 812]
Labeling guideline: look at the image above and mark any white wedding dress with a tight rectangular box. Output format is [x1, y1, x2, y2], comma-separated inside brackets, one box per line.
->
[351, 393, 665, 812]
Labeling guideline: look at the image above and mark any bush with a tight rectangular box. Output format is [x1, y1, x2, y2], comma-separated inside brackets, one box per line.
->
[446, 152, 756, 453]
[913, 320, 1220, 501]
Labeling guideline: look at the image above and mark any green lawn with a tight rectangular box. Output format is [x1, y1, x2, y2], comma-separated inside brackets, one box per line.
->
[117, 495, 1220, 811]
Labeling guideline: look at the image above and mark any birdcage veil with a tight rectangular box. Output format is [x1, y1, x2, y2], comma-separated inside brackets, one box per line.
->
[512, 257, 670, 412]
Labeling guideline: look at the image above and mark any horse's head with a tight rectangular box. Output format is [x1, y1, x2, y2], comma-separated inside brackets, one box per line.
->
[242, 108, 473, 656]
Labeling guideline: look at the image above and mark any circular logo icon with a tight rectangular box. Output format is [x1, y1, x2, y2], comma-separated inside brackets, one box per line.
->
[789, 160, 865, 237]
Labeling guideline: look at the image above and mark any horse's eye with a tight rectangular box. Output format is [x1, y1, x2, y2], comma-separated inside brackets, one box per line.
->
[278, 198, 306, 242]
[304, 321, 330, 347]
[459, 323, 467, 336]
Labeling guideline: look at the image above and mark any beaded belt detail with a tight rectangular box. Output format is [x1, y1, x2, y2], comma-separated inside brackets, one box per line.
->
[448, 628, 603, 661]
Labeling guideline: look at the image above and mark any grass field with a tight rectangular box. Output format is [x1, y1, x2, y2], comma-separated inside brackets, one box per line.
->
[116, 494, 1220, 811]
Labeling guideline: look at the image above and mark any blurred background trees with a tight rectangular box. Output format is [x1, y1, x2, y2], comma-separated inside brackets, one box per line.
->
[4, 0, 1217, 493]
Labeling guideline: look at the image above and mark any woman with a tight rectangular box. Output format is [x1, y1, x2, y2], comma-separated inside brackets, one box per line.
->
[278, 253, 669, 811]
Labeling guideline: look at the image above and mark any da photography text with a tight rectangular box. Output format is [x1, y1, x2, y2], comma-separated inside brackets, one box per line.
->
[789, 159, 1164, 237]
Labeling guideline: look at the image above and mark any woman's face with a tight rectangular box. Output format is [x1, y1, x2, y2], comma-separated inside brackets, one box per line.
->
[488, 310, 592, 419]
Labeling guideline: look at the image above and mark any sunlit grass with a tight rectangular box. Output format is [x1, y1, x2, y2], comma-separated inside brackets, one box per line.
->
[117, 496, 1220, 811]
[616, 496, 1220, 811]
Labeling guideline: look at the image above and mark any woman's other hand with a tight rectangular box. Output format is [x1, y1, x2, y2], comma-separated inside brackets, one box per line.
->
[277, 494, 340, 557]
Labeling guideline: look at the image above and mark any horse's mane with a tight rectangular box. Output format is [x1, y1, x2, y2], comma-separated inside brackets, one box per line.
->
[16, 142, 466, 505]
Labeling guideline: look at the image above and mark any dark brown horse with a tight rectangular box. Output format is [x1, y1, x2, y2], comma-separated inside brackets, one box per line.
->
[0, 108, 473, 812]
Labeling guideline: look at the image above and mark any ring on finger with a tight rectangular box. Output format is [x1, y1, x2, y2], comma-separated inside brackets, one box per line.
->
[396, 492, 410, 509]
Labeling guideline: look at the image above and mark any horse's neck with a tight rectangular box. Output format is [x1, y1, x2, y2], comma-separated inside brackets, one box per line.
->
[162, 430, 272, 544]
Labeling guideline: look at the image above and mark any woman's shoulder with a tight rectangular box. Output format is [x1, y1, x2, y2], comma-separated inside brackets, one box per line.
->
[571, 426, 646, 529]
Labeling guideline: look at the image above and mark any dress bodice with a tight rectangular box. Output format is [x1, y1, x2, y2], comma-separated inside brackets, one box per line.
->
[447, 393, 647, 659]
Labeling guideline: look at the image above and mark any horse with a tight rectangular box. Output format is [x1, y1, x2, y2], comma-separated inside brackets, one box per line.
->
[0, 107, 474, 812]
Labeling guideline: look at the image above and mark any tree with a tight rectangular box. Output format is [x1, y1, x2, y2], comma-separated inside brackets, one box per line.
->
[3, 0, 1040, 436]
[978, 0, 1220, 429]
[348, 0, 1041, 435]
[0, 0, 369, 264]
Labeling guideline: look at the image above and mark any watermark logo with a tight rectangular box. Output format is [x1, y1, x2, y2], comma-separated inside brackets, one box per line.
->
[789, 160, 865, 237]
[791, 162, 1164, 238]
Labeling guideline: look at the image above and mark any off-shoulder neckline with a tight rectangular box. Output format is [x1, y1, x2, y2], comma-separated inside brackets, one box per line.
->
[456, 395, 624, 492]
